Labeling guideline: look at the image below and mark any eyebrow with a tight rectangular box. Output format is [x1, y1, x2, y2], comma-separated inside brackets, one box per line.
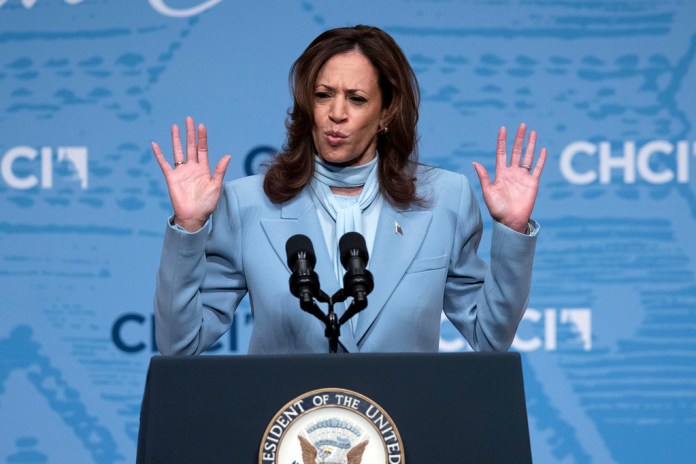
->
[315, 83, 369, 94]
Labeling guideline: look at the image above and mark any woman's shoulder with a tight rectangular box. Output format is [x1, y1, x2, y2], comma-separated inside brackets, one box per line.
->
[223, 174, 264, 193]
[410, 163, 479, 215]
[225, 172, 264, 184]
[415, 164, 472, 192]
[221, 174, 271, 206]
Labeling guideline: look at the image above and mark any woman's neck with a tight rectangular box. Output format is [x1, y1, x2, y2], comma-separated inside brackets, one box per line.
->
[330, 186, 363, 196]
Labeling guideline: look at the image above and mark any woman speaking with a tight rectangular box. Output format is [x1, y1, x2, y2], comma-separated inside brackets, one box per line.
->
[151, 25, 546, 355]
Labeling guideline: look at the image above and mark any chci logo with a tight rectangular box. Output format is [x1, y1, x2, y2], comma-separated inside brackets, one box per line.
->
[259, 387, 405, 464]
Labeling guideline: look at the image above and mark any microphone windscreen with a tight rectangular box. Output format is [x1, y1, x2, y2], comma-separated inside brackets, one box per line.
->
[339, 232, 369, 268]
[286, 234, 316, 268]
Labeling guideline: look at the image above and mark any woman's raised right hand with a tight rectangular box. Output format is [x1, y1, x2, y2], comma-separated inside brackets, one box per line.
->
[152, 116, 231, 232]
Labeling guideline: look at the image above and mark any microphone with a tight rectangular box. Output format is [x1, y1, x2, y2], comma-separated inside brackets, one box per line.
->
[339, 232, 374, 304]
[286, 234, 320, 306]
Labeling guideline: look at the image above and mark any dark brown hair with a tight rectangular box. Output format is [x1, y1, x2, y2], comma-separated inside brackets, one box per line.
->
[263, 25, 422, 207]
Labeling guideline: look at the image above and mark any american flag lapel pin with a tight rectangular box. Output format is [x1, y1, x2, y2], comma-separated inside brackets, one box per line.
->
[395, 221, 403, 235]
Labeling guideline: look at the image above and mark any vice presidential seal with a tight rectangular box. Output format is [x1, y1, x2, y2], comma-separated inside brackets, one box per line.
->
[259, 387, 405, 464]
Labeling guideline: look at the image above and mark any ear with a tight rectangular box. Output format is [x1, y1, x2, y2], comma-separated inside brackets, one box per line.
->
[379, 107, 389, 132]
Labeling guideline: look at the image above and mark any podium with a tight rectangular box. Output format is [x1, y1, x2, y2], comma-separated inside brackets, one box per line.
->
[137, 352, 531, 463]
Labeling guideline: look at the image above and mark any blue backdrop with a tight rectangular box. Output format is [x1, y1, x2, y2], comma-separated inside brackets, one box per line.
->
[1, 1, 695, 462]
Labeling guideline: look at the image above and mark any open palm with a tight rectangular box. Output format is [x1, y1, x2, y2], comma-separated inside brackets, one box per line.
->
[151, 116, 231, 232]
[473, 123, 547, 233]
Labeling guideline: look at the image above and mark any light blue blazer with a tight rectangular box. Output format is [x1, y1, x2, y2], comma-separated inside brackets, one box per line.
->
[154, 166, 538, 355]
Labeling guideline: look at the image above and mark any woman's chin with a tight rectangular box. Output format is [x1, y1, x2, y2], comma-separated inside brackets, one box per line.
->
[317, 150, 375, 167]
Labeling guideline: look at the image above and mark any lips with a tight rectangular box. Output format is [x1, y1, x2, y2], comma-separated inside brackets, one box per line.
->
[325, 130, 347, 146]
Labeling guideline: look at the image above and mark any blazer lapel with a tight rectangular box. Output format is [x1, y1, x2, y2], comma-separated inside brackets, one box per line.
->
[354, 204, 433, 343]
[260, 189, 360, 353]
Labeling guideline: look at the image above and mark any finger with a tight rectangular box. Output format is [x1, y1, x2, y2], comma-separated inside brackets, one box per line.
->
[521, 130, 536, 170]
[186, 116, 197, 163]
[151, 141, 173, 174]
[510, 123, 526, 165]
[197, 123, 209, 166]
[495, 126, 507, 172]
[171, 124, 185, 164]
[212, 155, 231, 184]
[532, 147, 548, 178]
[472, 161, 492, 191]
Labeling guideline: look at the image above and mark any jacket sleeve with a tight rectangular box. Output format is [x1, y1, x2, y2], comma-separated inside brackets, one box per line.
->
[443, 175, 538, 352]
[153, 184, 247, 355]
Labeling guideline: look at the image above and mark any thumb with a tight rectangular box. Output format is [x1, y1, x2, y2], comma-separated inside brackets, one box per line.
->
[472, 162, 491, 193]
[212, 155, 231, 184]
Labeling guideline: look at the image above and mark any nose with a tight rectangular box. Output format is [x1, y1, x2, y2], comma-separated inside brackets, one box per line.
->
[329, 98, 347, 123]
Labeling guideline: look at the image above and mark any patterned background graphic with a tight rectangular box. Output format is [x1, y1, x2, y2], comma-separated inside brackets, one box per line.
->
[1, 0, 694, 462]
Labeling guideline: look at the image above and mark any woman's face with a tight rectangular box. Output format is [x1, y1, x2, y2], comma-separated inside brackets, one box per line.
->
[311, 51, 386, 167]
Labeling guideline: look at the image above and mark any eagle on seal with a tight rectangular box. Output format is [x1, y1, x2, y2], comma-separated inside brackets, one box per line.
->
[298, 434, 369, 464]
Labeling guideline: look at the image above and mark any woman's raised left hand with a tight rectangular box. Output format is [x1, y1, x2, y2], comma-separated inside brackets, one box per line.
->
[472, 123, 547, 233]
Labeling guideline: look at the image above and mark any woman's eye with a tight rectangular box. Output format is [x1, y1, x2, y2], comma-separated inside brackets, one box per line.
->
[349, 96, 367, 103]
[315, 92, 331, 99]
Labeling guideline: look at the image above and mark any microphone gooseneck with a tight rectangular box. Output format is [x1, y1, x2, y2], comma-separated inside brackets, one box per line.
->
[285, 232, 374, 353]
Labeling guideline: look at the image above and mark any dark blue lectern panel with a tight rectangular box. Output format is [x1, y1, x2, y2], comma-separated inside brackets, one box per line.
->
[137, 353, 530, 463]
